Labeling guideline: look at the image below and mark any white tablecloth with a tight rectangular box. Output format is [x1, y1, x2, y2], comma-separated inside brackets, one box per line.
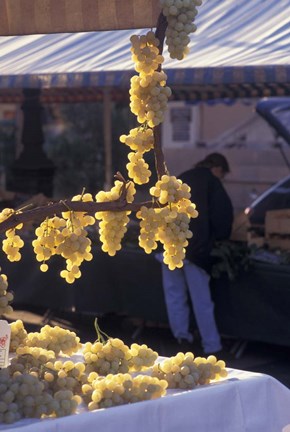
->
[1, 368, 290, 432]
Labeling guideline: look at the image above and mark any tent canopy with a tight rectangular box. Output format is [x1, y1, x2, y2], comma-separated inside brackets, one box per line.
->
[0, 0, 290, 99]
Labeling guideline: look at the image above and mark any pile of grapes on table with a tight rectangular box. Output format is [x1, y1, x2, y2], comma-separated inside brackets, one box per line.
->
[0, 317, 227, 424]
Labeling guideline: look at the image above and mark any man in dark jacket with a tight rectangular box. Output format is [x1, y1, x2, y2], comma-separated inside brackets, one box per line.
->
[161, 153, 233, 354]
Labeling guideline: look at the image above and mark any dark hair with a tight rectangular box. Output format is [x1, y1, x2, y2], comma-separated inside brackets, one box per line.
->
[195, 152, 230, 173]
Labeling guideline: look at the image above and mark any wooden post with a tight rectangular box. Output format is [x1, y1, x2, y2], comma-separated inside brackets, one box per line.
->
[103, 88, 112, 190]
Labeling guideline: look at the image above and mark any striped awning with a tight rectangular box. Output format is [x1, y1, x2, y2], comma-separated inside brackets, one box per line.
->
[0, 0, 290, 97]
[0, 0, 161, 35]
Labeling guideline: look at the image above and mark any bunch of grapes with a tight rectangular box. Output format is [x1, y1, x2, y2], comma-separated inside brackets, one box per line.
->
[129, 30, 171, 127]
[32, 193, 95, 284]
[126, 151, 151, 184]
[157, 209, 193, 270]
[51, 389, 81, 418]
[0, 271, 14, 315]
[120, 126, 154, 153]
[145, 175, 198, 269]
[152, 351, 200, 389]
[175, 196, 199, 218]
[128, 343, 158, 371]
[9, 320, 28, 352]
[2, 229, 24, 263]
[129, 71, 172, 127]
[150, 174, 191, 205]
[137, 190, 198, 269]
[83, 338, 131, 375]
[152, 352, 227, 389]
[0, 208, 24, 262]
[0, 369, 54, 423]
[41, 360, 87, 394]
[83, 372, 168, 411]
[137, 206, 164, 254]
[0, 368, 81, 423]
[9, 346, 56, 375]
[194, 355, 228, 385]
[57, 193, 95, 284]
[56, 226, 92, 284]
[120, 125, 155, 186]
[32, 216, 66, 272]
[130, 31, 163, 75]
[25, 325, 82, 356]
[137, 205, 190, 267]
[161, 0, 203, 60]
[95, 180, 136, 256]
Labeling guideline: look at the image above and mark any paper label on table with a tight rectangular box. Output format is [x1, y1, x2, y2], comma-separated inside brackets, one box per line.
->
[0, 320, 11, 368]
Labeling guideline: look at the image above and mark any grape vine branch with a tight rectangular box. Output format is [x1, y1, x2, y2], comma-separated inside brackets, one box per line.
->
[0, 12, 168, 235]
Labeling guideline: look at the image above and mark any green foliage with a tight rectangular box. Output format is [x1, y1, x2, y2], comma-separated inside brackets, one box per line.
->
[43, 101, 139, 199]
[210, 240, 251, 281]
[44, 102, 105, 198]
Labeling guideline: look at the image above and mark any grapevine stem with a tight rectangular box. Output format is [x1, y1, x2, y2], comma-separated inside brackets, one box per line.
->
[154, 12, 169, 179]
[94, 318, 111, 343]
[80, 188, 86, 199]
[15, 203, 34, 212]
[0, 198, 166, 233]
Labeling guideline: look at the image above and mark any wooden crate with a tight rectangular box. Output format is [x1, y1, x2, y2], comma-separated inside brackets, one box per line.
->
[266, 236, 290, 251]
[265, 209, 290, 237]
[247, 232, 265, 248]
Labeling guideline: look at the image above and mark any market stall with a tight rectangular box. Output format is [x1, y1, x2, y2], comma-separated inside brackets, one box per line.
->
[1, 2, 290, 431]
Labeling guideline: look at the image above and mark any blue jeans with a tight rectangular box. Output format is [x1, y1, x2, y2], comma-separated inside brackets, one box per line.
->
[161, 259, 222, 354]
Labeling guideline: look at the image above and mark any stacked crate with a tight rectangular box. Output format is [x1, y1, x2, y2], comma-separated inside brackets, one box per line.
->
[265, 209, 290, 250]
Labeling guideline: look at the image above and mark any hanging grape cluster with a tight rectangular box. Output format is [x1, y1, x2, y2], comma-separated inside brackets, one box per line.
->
[0, 209, 24, 262]
[95, 180, 136, 255]
[0, 0, 204, 281]
[120, 126, 155, 184]
[129, 31, 172, 128]
[161, 0, 203, 60]
[137, 175, 198, 269]
[123, 30, 172, 186]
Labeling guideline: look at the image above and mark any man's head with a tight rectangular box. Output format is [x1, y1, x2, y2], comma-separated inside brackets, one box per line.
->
[196, 153, 230, 180]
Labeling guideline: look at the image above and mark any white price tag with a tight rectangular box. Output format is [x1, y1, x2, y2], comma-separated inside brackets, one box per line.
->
[0, 320, 11, 368]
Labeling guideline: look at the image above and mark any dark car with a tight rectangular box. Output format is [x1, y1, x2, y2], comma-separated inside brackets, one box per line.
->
[245, 174, 290, 226]
[244, 98, 290, 226]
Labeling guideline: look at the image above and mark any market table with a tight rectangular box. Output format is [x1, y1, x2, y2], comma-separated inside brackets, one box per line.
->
[1, 368, 290, 432]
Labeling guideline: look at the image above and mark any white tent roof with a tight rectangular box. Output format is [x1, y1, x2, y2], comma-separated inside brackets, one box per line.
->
[0, 0, 290, 90]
